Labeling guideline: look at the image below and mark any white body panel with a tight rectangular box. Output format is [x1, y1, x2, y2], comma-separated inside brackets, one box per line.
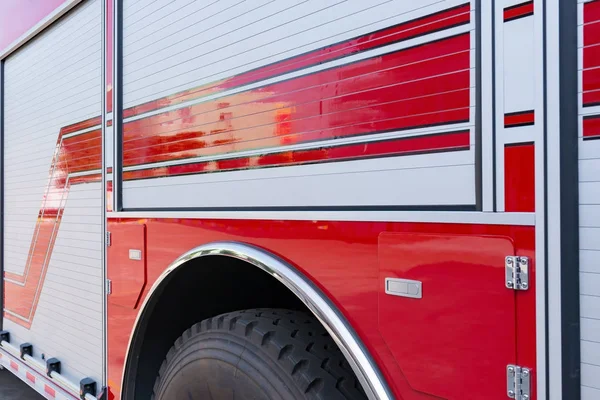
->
[579, 1, 600, 397]
[121, 0, 478, 210]
[2, 0, 103, 385]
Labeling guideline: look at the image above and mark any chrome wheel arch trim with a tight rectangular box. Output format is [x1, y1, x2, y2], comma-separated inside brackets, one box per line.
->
[121, 241, 392, 400]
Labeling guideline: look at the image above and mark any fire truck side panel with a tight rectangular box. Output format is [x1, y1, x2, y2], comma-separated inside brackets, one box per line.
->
[580, 1, 600, 398]
[107, 218, 535, 400]
[1, 0, 103, 385]
[119, 0, 478, 210]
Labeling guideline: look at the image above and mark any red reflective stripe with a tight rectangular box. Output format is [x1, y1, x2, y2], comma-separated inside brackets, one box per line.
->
[584, 44, 600, 70]
[585, 0, 600, 24]
[26, 372, 36, 384]
[123, 34, 470, 167]
[583, 115, 600, 139]
[503, 1, 534, 22]
[123, 4, 470, 118]
[584, 1, 600, 104]
[123, 131, 470, 181]
[44, 385, 56, 398]
[59, 116, 102, 136]
[504, 143, 535, 212]
[504, 110, 535, 128]
[10, 361, 18, 371]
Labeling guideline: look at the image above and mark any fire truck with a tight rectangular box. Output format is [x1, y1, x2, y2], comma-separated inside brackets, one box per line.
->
[0, 0, 595, 399]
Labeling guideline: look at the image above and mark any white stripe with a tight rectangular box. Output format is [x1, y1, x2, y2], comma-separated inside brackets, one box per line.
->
[108, 210, 536, 226]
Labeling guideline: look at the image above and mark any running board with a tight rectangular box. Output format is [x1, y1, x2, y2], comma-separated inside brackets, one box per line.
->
[0, 331, 103, 400]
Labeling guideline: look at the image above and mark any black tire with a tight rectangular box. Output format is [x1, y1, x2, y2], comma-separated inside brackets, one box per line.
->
[152, 309, 367, 400]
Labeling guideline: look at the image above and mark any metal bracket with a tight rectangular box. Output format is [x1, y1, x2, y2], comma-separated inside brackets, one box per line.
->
[19, 343, 32, 360]
[106, 232, 111, 247]
[80, 377, 97, 399]
[105, 279, 112, 295]
[505, 256, 529, 290]
[46, 357, 61, 377]
[507, 365, 531, 400]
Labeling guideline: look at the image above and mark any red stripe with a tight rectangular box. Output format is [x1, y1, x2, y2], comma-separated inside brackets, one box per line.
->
[44, 385, 56, 398]
[123, 4, 470, 118]
[503, 1, 534, 22]
[10, 361, 18, 371]
[584, 43, 600, 70]
[504, 111, 535, 127]
[123, 34, 470, 167]
[123, 131, 470, 181]
[585, 0, 600, 24]
[504, 143, 535, 212]
[26, 372, 35, 384]
[583, 115, 600, 139]
[584, 1, 600, 105]
[59, 116, 102, 136]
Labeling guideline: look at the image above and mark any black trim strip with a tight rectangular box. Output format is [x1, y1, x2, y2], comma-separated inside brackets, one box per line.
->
[504, 12, 534, 23]
[505, 109, 535, 116]
[504, 121, 535, 128]
[504, 141, 535, 148]
[582, 113, 600, 120]
[475, 0, 482, 211]
[583, 135, 600, 141]
[558, 0, 581, 397]
[115, 0, 123, 212]
[503, 0, 534, 12]
[582, 101, 600, 107]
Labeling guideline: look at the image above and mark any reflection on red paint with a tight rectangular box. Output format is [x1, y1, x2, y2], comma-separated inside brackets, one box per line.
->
[123, 34, 471, 168]
[379, 233, 516, 399]
[504, 143, 535, 212]
[124, 131, 470, 181]
[123, 3, 470, 118]
[107, 218, 536, 400]
[4, 121, 101, 328]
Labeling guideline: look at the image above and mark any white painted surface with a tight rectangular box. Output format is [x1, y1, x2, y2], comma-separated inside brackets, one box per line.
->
[579, 1, 600, 396]
[2, 0, 102, 386]
[121, 0, 477, 209]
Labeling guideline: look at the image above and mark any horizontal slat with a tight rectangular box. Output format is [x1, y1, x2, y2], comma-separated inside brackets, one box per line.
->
[582, 272, 600, 296]
[581, 227, 600, 250]
[582, 340, 600, 366]
[583, 385, 600, 400]
[582, 295, 600, 320]
[582, 250, 600, 274]
[582, 318, 600, 343]
[583, 363, 600, 390]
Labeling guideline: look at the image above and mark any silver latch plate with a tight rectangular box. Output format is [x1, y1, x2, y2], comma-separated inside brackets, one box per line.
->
[507, 365, 531, 400]
[505, 256, 529, 290]
[129, 249, 142, 260]
[385, 278, 422, 299]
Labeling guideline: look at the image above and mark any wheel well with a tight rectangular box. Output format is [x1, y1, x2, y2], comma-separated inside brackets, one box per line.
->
[124, 254, 312, 400]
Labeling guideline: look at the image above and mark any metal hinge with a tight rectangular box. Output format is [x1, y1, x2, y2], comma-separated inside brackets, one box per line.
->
[106, 279, 112, 295]
[505, 256, 529, 290]
[507, 365, 531, 400]
[106, 231, 111, 247]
